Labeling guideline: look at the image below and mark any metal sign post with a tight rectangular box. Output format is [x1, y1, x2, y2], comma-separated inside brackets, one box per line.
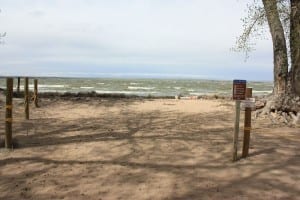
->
[232, 100, 241, 162]
[232, 80, 246, 162]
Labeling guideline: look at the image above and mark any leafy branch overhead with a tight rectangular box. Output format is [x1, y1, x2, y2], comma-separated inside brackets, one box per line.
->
[233, 0, 290, 59]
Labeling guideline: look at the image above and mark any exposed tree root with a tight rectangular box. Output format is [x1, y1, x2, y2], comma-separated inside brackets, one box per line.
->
[255, 95, 300, 127]
[289, 112, 300, 125]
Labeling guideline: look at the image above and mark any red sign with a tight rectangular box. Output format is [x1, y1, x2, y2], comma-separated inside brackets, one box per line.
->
[233, 80, 246, 100]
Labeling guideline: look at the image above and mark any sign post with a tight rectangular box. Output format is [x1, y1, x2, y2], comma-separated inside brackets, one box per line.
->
[33, 79, 39, 107]
[242, 88, 253, 158]
[5, 78, 13, 149]
[24, 77, 29, 120]
[232, 80, 246, 162]
[233, 100, 241, 162]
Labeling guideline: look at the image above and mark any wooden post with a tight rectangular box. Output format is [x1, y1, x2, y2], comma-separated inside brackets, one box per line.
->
[5, 78, 13, 148]
[24, 77, 29, 120]
[242, 88, 253, 158]
[33, 79, 39, 107]
[17, 77, 21, 93]
[232, 100, 241, 162]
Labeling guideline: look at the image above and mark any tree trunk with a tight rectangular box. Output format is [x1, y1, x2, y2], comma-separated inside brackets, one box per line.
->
[262, 0, 289, 97]
[256, 0, 300, 118]
[290, 0, 300, 96]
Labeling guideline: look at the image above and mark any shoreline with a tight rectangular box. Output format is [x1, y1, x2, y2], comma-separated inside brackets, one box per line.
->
[0, 88, 269, 101]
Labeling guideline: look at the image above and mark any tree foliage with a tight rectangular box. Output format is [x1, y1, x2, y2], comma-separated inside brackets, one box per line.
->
[233, 0, 290, 60]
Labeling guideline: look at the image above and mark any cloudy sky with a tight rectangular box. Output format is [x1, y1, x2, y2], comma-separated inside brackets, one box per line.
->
[0, 0, 273, 80]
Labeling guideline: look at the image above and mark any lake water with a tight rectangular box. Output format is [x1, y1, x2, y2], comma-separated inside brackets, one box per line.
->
[0, 77, 273, 97]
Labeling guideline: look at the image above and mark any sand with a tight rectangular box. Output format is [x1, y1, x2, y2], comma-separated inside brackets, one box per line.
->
[0, 96, 299, 200]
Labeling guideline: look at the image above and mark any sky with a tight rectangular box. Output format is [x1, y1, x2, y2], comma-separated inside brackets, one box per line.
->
[0, 0, 273, 80]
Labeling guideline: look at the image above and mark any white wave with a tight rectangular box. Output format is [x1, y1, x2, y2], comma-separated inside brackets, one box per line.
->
[80, 86, 95, 89]
[253, 90, 272, 93]
[128, 86, 155, 90]
[188, 89, 195, 92]
[96, 90, 157, 95]
[39, 89, 68, 93]
[190, 92, 206, 96]
[174, 87, 181, 90]
[18, 84, 66, 89]
[130, 82, 139, 85]
[38, 84, 66, 88]
[97, 83, 105, 85]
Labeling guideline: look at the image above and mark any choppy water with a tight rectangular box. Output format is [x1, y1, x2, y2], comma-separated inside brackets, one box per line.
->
[0, 77, 273, 97]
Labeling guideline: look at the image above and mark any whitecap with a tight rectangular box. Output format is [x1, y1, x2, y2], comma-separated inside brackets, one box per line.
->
[128, 86, 155, 90]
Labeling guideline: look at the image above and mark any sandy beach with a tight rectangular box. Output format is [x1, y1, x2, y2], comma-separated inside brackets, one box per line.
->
[0, 95, 299, 200]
